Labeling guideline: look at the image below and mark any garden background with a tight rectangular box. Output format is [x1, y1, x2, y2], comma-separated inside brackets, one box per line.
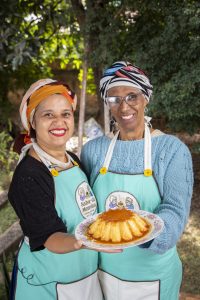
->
[0, 1, 200, 299]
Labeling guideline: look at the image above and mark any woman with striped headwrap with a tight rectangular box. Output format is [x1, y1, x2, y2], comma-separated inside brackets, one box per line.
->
[81, 61, 193, 300]
[8, 79, 104, 300]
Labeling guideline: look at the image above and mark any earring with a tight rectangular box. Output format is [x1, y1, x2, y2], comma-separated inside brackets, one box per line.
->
[144, 107, 148, 115]
[110, 117, 116, 132]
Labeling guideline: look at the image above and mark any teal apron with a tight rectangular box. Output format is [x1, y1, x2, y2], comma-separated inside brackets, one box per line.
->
[92, 124, 182, 300]
[13, 164, 103, 300]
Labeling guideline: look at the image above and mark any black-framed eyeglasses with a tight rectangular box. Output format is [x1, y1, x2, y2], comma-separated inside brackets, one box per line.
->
[105, 92, 143, 107]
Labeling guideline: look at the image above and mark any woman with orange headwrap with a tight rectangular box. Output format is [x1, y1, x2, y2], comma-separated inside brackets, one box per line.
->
[8, 79, 104, 300]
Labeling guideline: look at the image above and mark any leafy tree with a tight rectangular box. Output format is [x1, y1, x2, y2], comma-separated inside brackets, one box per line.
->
[0, 0, 79, 130]
[0, 0, 199, 133]
[0, 126, 18, 189]
[119, 0, 200, 132]
[69, 0, 200, 132]
[70, 0, 140, 123]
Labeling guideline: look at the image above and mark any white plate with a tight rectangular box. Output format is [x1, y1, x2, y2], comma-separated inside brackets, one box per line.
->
[75, 210, 164, 250]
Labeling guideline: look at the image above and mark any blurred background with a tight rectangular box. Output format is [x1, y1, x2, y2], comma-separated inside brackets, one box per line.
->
[0, 1, 199, 299]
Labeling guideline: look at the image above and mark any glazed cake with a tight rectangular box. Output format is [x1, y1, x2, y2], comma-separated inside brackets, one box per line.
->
[87, 208, 151, 244]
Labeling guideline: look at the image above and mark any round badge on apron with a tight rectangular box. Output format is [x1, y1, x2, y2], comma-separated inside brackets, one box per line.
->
[76, 181, 97, 218]
[92, 120, 182, 300]
[105, 191, 140, 211]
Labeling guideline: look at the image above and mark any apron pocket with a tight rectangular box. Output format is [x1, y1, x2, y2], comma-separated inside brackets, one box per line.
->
[98, 270, 119, 300]
[56, 271, 103, 300]
[98, 270, 160, 300]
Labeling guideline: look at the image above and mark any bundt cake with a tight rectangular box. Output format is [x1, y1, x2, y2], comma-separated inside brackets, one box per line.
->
[87, 208, 151, 244]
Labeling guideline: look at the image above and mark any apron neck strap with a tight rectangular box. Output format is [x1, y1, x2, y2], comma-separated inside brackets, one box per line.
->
[32, 142, 72, 169]
[100, 130, 120, 174]
[18, 139, 76, 172]
[100, 121, 152, 177]
[144, 122, 152, 176]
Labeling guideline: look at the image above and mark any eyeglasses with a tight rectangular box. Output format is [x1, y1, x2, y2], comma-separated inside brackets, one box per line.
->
[105, 92, 143, 107]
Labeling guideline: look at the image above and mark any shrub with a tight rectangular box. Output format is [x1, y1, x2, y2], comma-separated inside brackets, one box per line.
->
[0, 129, 18, 190]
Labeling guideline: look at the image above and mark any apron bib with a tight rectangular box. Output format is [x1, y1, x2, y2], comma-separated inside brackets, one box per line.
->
[93, 124, 182, 300]
[14, 165, 103, 300]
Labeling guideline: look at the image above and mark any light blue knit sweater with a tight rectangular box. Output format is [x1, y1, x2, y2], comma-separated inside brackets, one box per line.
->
[81, 134, 194, 254]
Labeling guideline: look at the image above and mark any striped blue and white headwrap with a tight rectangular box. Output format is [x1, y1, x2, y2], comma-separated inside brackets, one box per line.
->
[100, 61, 153, 102]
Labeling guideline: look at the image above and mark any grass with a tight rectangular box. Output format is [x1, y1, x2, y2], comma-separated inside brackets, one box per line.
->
[178, 214, 200, 294]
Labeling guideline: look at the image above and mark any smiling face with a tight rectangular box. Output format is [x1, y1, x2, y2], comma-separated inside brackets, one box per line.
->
[32, 94, 74, 153]
[108, 86, 148, 140]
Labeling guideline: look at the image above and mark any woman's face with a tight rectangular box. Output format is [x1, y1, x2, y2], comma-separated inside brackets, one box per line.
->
[32, 94, 74, 151]
[107, 86, 148, 137]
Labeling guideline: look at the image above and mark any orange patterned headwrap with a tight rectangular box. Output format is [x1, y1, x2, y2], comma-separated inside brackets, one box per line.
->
[27, 85, 75, 123]
[20, 79, 77, 133]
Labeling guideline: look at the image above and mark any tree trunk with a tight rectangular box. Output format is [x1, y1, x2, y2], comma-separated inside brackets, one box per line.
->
[93, 66, 105, 128]
[93, 66, 110, 134]
[77, 56, 88, 157]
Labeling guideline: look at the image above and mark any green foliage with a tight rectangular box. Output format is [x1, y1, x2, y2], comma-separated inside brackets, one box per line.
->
[0, 0, 76, 71]
[0, 0, 199, 133]
[0, 128, 18, 189]
[0, 203, 18, 234]
[191, 143, 200, 154]
[78, 68, 96, 94]
[127, 0, 200, 132]
[80, 0, 200, 132]
[84, 1, 137, 67]
[0, 0, 82, 129]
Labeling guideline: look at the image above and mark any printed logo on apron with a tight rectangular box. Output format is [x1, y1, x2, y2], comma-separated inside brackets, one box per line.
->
[105, 191, 140, 211]
[76, 181, 97, 218]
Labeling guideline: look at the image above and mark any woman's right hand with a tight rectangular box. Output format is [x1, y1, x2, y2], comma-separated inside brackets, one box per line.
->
[44, 232, 123, 254]
[44, 232, 84, 254]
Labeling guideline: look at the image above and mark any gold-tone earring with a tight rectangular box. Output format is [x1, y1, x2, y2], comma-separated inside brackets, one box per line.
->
[110, 117, 116, 132]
